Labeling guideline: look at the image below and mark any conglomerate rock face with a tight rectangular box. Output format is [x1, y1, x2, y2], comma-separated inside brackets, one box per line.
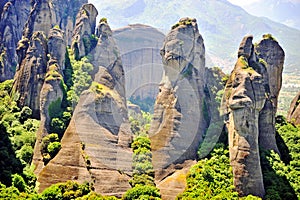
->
[0, 0, 31, 81]
[222, 34, 284, 197]
[33, 27, 66, 174]
[71, 3, 98, 59]
[36, 6, 132, 197]
[287, 91, 300, 125]
[149, 17, 207, 187]
[0, 0, 85, 82]
[113, 24, 165, 100]
[256, 35, 285, 152]
[12, 31, 48, 118]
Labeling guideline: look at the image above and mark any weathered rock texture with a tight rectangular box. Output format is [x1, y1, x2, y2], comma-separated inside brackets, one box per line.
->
[12, 31, 48, 117]
[33, 27, 66, 174]
[0, 0, 31, 81]
[149, 18, 207, 195]
[256, 35, 285, 152]
[12, 0, 86, 116]
[222, 34, 284, 197]
[71, 3, 98, 59]
[113, 24, 165, 100]
[287, 92, 300, 125]
[36, 12, 132, 197]
[0, 0, 85, 82]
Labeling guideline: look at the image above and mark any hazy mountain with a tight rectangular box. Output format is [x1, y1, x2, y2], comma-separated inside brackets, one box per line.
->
[89, 0, 300, 73]
[242, 0, 300, 30]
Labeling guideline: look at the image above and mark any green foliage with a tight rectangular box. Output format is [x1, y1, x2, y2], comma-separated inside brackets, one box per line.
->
[64, 48, 74, 89]
[0, 183, 20, 199]
[130, 133, 155, 187]
[39, 181, 91, 200]
[67, 49, 93, 109]
[48, 98, 63, 119]
[177, 144, 239, 199]
[12, 174, 26, 192]
[123, 185, 161, 200]
[259, 116, 300, 199]
[41, 133, 61, 164]
[0, 80, 39, 187]
[262, 33, 277, 41]
[83, 34, 98, 55]
[100, 17, 108, 23]
[171, 18, 194, 29]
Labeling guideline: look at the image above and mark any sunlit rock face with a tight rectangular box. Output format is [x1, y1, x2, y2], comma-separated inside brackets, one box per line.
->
[150, 18, 207, 187]
[36, 5, 132, 197]
[222, 34, 284, 197]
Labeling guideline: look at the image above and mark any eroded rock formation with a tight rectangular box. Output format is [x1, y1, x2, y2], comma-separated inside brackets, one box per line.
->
[0, 0, 85, 82]
[149, 18, 207, 199]
[113, 24, 165, 100]
[71, 3, 98, 59]
[36, 10, 132, 197]
[287, 92, 300, 125]
[0, 0, 31, 81]
[222, 34, 284, 197]
[12, 31, 48, 117]
[33, 27, 66, 174]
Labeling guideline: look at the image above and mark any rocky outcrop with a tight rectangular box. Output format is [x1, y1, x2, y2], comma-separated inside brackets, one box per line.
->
[149, 17, 207, 187]
[287, 92, 300, 125]
[36, 14, 132, 197]
[256, 35, 285, 152]
[51, 0, 88, 45]
[12, 0, 86, 116]
[0, 0, 31, 81]
[12, 31, 48, 118]
[222, 34, 284, 197]
[113, 24, 165, 100]
[71, 4, 98, 59]
[33, 27, 66, 174]
[22, 0, 54, 39]
[0, 0, 85, 82]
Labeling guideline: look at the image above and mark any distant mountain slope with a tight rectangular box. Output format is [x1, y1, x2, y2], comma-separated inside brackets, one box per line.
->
[89, 0, 300, 74]
[245, 0, 300, 30]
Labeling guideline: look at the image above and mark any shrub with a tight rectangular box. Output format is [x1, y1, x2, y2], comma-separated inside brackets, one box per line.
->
[123, 185, 161, 200]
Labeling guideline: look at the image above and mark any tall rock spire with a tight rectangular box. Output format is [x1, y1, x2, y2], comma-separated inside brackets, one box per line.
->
[222, 34, 284, 197]
[149, 17, 207, 190]
[35, 5, 132, 197]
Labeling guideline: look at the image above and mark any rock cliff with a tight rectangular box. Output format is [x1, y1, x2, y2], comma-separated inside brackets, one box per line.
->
[222, 34, 284, 197]
[12, 0, 86, 116]
[33, 27, 66, 174]
[71, 3, 98, 59]
[149, 18, 207, 199]
[0, 0, 31, 81]
[12, 31, 48, 118]
[0, 0, 85, 82]
[36, 7, 132, 197]
[287, 91, 300, 125]
[113, 24, 165, 100]
[256, 35, 285, 152]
